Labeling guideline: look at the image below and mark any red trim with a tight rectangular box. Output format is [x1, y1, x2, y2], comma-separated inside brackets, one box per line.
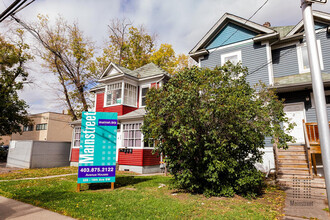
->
[71, 148, 80, 162]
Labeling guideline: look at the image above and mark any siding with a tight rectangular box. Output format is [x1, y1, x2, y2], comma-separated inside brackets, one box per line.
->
[143, 149, 160, 166]
[278, 90, 330, 123]
[272, 30, 330, 79]
[317, 31, 330, 74]
[95, 93, 137, 115]
[118, 149, 159, 166]
[272, 45, 299, 78]
[201, 41, 269, 86]
[118, 149, 143, 166]
[206, 23, 257, 49]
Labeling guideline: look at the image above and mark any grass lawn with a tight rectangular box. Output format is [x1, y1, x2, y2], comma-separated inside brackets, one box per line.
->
[0, 167, 285, 219]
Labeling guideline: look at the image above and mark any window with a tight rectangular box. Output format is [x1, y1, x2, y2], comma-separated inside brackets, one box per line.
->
[73, 127, 81, 148]
[297, 40, 323, 74]
[123, 123, 142, 148]
[124, 83, 137, 106]
[23, 125, 33, 131]
[106, 83, 122, 106]
[141, 86, 149, 107]
[36, 123, 47, 130]
[144, 139, 155, 148]
[221, 50, 242, 66]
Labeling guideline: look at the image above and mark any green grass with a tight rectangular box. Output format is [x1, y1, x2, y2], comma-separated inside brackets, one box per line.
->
[0, 167, 285, 219]
[0, 166, 78, 180]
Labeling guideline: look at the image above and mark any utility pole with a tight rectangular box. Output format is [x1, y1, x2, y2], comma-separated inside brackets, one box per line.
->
[300, 0, 330, 209]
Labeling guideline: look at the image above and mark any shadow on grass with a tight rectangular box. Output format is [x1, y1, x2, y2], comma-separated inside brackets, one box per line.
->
[88, 176, 152, 190]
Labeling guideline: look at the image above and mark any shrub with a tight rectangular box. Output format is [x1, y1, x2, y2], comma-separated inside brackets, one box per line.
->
[142, 64, 294, 197]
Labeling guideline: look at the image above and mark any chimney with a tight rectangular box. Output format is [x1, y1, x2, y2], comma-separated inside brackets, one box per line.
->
[263, 22, 271, 28]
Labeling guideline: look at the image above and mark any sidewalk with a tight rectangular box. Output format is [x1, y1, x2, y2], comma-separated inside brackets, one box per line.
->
[0, 196, 75, 220]
[283, 186, 330, 220]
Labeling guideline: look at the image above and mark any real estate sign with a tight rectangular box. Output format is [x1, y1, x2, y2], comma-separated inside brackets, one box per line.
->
[77, 112, 118, 184]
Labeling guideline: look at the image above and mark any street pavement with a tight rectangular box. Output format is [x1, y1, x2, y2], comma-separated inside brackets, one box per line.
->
[0, 196, 75, 220]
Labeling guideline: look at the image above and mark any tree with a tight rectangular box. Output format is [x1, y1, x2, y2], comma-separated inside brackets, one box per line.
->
[97, 19, 190, 74]
[0, 30, 32, 135]
[142, 63, 294, 197]
[14, 15, 95, 120]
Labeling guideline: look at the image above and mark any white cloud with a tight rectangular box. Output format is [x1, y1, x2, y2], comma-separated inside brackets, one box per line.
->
[1, 0, 330, 113]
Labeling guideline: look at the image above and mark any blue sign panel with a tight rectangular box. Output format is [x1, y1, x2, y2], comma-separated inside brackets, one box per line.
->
[77, 112, 117, 184]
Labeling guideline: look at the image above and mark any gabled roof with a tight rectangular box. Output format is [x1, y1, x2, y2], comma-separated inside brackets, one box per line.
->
[99, 62, 134, 79]
[287, 10, 330, 37]
[189, 13, 275, 56]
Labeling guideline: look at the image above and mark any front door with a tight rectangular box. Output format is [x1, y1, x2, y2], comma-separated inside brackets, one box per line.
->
[284, 103, 306, 144]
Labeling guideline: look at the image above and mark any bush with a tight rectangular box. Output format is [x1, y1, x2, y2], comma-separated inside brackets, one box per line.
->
[142, 64, 293, 197]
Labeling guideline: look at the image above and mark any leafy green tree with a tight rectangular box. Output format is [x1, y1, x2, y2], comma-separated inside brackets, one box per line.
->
[0, 31, 32, 135]
[142, 63, 294, 197]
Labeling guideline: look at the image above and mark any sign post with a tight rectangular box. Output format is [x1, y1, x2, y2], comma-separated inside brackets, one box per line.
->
[77, 112, 118, 191]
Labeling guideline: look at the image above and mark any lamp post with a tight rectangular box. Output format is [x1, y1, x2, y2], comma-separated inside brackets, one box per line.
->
[300, 0, 330, 209]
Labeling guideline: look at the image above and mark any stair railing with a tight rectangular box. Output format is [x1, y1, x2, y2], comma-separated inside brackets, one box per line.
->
[302, 119, 314, 178]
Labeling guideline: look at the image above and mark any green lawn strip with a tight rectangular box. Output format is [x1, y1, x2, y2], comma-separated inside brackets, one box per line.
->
[0, 166, 138, 180]
[0, 174, 285, 219]
[0, 166, 78, 180]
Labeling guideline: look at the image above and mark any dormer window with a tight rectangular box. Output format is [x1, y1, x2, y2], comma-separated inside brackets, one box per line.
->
[106, 83, 122, 106]
[141, 86, 150, 107]
[105, 82, 137, 107]
[124, 83, 137, 106]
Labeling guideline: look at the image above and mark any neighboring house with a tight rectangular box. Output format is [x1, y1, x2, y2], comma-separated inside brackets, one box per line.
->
[70, 62, 170, 174]
[189, 11, 330, 179]
[11, 112, 73, 142]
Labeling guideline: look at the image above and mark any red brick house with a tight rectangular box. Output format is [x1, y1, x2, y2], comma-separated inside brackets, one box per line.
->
[70, 62, 170, 173]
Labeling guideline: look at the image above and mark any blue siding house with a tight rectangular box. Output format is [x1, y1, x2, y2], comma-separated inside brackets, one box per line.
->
[189, 11, 330, 182]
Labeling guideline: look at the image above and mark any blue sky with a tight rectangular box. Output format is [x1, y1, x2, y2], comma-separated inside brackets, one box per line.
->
[0, 0, 330, 113]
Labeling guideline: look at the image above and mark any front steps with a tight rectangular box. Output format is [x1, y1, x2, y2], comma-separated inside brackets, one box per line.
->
[276, 145, 326, 191]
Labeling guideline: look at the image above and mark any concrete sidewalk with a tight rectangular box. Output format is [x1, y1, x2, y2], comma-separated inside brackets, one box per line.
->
[0, 196, 75, 220]
[283, 187, 330, 220]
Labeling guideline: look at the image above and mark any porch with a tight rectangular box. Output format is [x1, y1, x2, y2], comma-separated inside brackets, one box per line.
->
[275, 120, 326, 189]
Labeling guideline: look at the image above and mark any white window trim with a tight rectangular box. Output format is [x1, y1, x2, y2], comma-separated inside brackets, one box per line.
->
[311, 91, 330, 108]
[104, 81, 123, 107]
[123, 82, 138, 108]
[221, 50, 242, 66]
[297, 40, 324, 74]
[139, 84, 151, 108]
[72, 126, 81, 149]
